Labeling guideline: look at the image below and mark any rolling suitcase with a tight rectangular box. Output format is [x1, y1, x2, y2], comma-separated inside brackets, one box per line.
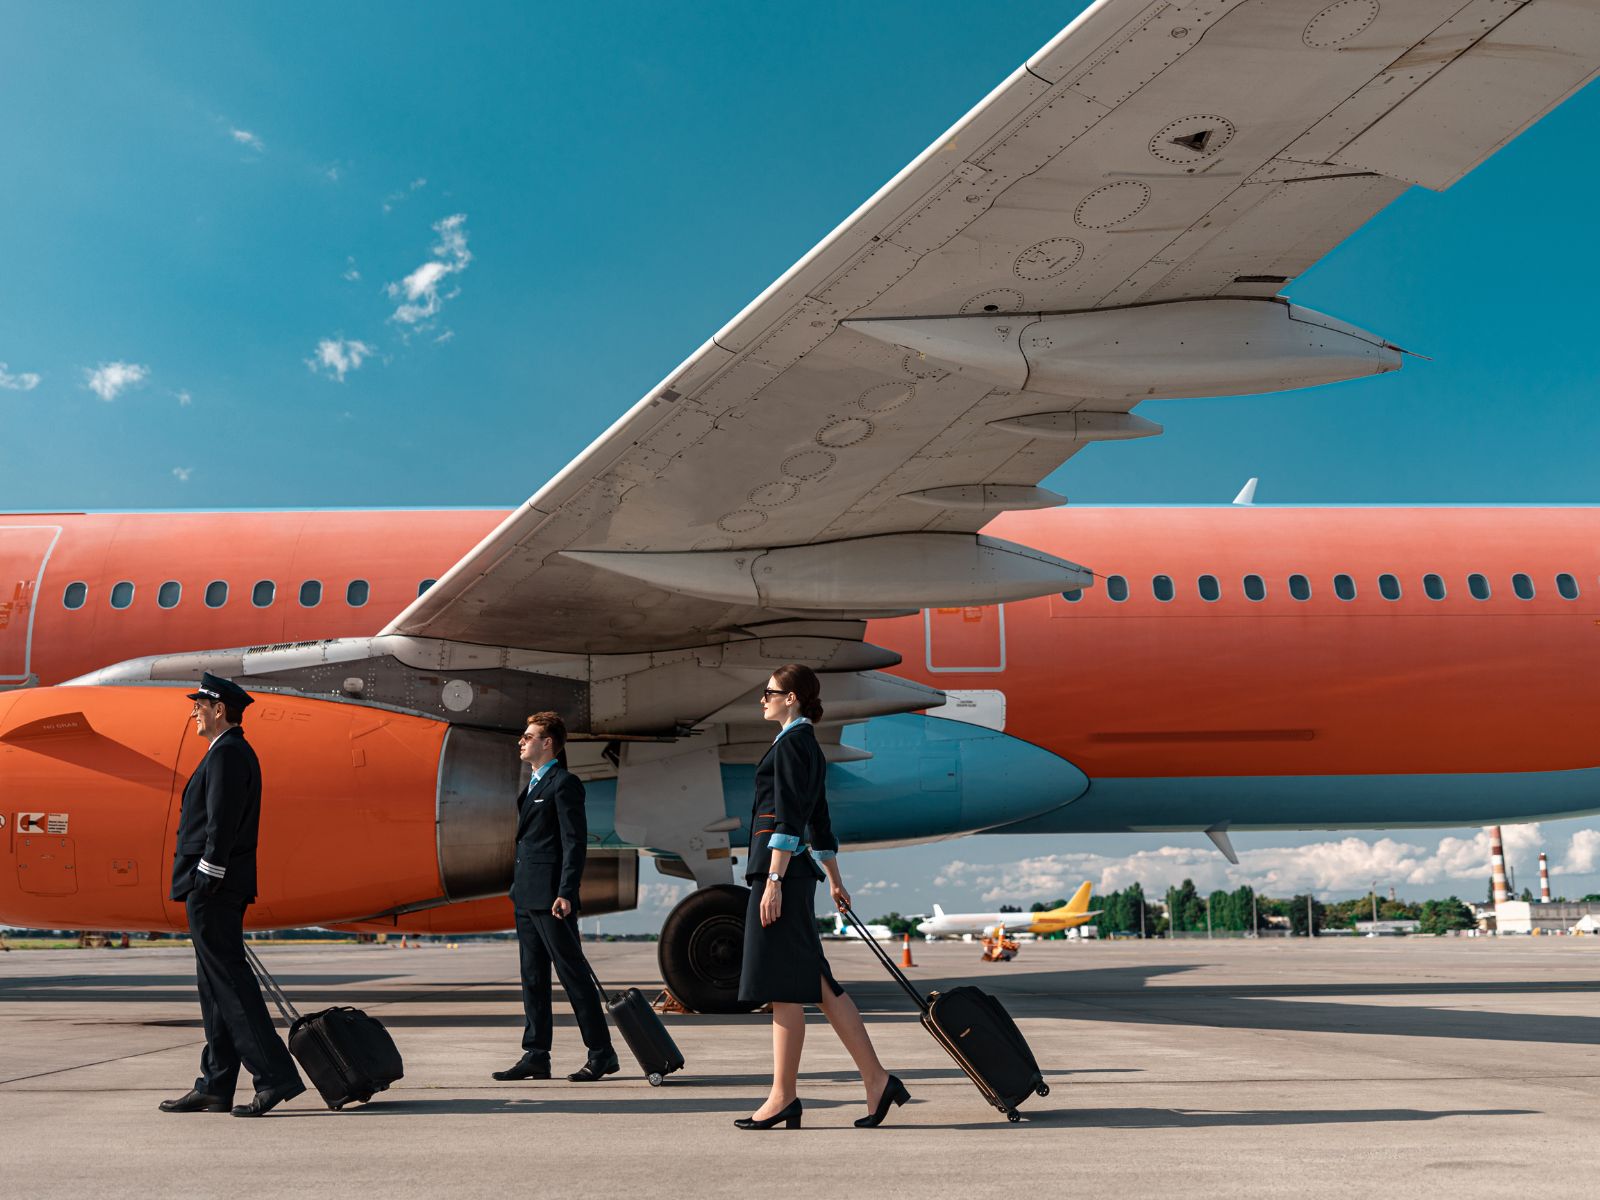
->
[587, 963, 684, 1086]
[843, 907, 1047, 1122]
[246, 944, 404, 1110]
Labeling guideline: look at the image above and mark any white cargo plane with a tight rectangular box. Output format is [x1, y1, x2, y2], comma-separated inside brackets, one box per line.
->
[918, 883, 1099, 939]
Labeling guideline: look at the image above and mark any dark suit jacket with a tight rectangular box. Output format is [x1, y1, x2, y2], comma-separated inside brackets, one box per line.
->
[510, 763, 588, 910]
[170, 726, 262, 902]
[744, 722, 837, 883]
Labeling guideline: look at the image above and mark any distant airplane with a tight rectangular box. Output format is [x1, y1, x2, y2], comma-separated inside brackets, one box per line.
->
[830, 914, 895, 941]
[917, 883, 1099, 940]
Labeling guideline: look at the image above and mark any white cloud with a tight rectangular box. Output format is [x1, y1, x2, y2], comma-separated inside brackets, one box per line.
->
[175, 390, 192, 407]
[324, 164, 341, 183]
[0, 362, 41, 391]
[638, 880, 691, 913]
[85, 361, 149, 401]
[1555, 829, 1600, 876]
[382, 177, 428, 213]
[231, 127, 264, 151]
[342, 257, 361, 282]
[943, 824, 1569, 905]
[305, 337, 374, 382]
[171, 467, 192, 482]
[386, 213, 471, 328]
[856, 879, 896, 894]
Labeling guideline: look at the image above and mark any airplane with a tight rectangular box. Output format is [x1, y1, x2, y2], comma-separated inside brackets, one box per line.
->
[918, 883, 1099, 940]
[829, 914, 896, 942]
[5, 2, 1600, 1014]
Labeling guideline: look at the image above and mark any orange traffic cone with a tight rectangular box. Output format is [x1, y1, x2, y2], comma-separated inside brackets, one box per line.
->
[901, 933, 916, 969]
[400, 935, 409, 949]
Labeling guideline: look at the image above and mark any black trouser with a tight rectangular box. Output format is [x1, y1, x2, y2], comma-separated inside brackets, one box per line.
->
[185, 890, 300, 1099]
[515, 907, 613, 1059]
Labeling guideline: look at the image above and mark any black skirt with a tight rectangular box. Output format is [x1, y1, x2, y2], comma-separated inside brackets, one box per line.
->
[738, 867, 846, 1006]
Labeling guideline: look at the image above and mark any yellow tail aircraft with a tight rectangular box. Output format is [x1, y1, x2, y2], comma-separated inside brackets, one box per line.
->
[916, 882, 1099, 939]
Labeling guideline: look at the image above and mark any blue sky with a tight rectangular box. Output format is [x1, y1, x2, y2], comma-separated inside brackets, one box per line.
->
[5, 3, 1600, 928]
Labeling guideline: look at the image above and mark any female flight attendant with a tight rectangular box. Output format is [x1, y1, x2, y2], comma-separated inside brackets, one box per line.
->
[735, 663, 910, 1130]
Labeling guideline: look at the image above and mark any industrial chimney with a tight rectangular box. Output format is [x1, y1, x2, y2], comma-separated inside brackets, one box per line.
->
[1490, 826, 1510, 905]
[1539, 851, 1551, 903]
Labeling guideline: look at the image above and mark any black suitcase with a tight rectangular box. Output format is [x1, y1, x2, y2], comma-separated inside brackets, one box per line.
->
[587, 963, 684, 1086]
[843, 908, 1047, 1121]
[246, 945, 404, 1110]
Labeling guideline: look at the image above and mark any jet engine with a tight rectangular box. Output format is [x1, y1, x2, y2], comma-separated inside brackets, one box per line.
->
[0, 685, 635, 933]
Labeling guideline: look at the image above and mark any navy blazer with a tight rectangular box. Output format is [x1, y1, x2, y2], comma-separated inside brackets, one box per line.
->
[743, 722, 838, 882]
[510, 763, 588, 910]
[170, 727, 262, 902]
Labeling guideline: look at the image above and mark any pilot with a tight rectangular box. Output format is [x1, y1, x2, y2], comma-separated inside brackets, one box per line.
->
[492, 710, 619, 1083]
[159, 673, 305, 1118]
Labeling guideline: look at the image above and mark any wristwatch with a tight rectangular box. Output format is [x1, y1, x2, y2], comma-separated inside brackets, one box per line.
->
[767, 872, 783, 883]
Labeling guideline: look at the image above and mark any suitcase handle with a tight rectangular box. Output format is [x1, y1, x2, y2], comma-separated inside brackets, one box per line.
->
[244, 943, 303, 1026]
[841, 906, 929, 1015]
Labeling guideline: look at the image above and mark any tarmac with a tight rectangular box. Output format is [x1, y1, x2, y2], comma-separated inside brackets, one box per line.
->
[3, 936, 1599, 1199]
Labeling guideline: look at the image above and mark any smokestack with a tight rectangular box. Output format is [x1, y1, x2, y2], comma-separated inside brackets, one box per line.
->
[1540, 851, 1551, 903]
[1490, 825, 1509, 905]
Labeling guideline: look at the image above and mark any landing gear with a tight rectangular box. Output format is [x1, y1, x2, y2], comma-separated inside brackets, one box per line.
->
[657, 884, 758, 1014]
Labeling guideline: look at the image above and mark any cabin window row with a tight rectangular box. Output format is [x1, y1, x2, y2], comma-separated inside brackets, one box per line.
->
[1061, 572, 1584, 604]
[61, 578, 438, 611]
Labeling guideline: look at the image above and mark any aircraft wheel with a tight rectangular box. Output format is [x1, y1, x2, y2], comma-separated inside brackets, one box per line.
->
[657, 884, 759, 1014]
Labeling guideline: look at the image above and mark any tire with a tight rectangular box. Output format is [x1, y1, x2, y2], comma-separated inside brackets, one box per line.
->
[657, 884, 759, 1014]
[648, 1073, 664, 1087]
[1037, 1083, 1050, 1097]
[1006, 1110, 1021, 1123]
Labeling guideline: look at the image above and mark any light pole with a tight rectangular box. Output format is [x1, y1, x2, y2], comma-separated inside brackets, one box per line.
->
[1307, 892, 1315, 939]
[1251, 888, 1258, 939]
[1205, 894, 1213, 939]
[1168, 886, 1176, 939]
[1370, 880, 1379, 929]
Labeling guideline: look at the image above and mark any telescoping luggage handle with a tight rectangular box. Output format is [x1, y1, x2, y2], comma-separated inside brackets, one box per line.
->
[244, 943, 303, 1027]
[840, 906, 929, 1015]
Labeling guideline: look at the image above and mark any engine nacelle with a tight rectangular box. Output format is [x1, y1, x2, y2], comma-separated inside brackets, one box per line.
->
[0, 685, 632, 933]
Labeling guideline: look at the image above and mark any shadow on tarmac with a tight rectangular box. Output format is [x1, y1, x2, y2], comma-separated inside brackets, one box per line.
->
[941, 1106, 1540, 1131]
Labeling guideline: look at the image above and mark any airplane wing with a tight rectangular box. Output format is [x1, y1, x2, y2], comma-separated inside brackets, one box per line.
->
[388, 0, 1599, 660]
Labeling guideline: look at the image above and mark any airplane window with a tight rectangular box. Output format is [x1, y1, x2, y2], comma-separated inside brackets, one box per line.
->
[1059, 589, 1081, 603]
[1334, 574, 1356, 601]
[252, 580, 276, 608]
[1106, 575, 1129, 602]
[1198, 574, 1220, 602]
[347, 579, 370, 607]
[1557, 573, 1579, 600]
[205, 581, 228, 608]
[418, 578, 437, 597]
[1152, 574, 1174, 602]
[1468, 573, 1491, 600]
[1424, 574, 1446, 600]
[1513, 573, 1535, 600]
[62, 582, 87, 609]
[1288, 574, 1311, 601]
[1379, 574, 1401, 601]
[158, 581, 181, 609]
[110, 581, 134, 609]
[300, 580, 322, 608]
[1243, 574, 1265, 601]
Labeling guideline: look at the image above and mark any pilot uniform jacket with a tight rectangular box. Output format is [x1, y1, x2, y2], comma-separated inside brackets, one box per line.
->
[170, 727, 262, 903]
[738, 720, 845, 1006]
[510, 763, 588, 911]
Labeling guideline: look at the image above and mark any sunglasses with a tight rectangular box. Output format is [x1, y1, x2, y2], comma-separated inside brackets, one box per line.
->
[518, 732, 549, 744]
[760, 688, 792, 699]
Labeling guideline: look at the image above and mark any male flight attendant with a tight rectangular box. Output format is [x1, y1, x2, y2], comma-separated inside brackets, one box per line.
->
[493, 711, 618, 1083]
[159, 673, 304, 1118]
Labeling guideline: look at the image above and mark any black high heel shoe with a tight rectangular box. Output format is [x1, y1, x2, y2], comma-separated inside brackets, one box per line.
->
[855, 1075, 910, 1128]
[734, 1098, 803, 1130]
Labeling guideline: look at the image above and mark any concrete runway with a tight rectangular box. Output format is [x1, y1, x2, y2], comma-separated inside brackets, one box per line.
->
[3, 937, 1598, 1199]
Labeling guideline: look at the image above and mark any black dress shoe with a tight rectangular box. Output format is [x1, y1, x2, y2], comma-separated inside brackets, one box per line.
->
[566, 1053, 620, 1082]
[230, 1078, 306, 1118]
[734, 1098, 803, 1130]
[492, 1055, 552, 1081]
[158, 1089, 230, 1114]
[854, 1074, 910, 1128]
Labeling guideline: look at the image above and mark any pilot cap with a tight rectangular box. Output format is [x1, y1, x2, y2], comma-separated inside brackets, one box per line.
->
[186, 671, 254, 711]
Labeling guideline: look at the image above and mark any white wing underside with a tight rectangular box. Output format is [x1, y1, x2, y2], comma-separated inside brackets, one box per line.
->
[389, 0, 1600, 655]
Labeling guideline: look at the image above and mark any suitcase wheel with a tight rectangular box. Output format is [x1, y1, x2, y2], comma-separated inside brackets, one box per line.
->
[1006, 1110, 1022, 1123]
[647, 1073, 664, 1087]
[1037, 1083, 1050, 1097]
